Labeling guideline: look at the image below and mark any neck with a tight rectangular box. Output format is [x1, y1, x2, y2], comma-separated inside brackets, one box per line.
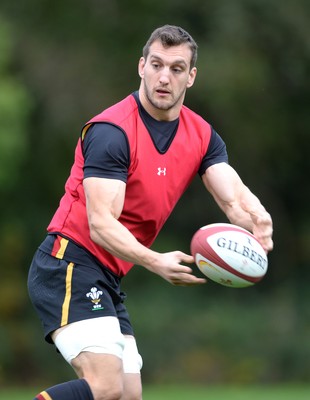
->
[138, 85, 183, 122]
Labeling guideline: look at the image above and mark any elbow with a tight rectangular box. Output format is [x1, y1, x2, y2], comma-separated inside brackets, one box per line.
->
[88, 218, 102, 245]
[89, 227, 99, 245]
[87, 213, 114, 248]
[89, 227, 98, 244]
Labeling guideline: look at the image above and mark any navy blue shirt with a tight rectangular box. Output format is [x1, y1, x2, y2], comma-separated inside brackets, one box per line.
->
[83, 93, 228, 182]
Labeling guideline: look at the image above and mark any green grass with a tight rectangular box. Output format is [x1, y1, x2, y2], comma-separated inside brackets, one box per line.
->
[144, 385, 310, 400]
[1, 385, 309, 399]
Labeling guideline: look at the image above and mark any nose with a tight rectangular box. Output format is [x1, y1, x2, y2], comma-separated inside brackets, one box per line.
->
[159, 67, 170, 85]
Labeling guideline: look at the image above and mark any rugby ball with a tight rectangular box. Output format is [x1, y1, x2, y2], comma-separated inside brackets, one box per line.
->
[190, 223, 268, 288]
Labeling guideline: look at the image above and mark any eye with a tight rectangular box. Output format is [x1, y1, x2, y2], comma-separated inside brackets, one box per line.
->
[171, 65, 185, 74]
[152, 62, 161, 70]
[172, 67, 182, 73]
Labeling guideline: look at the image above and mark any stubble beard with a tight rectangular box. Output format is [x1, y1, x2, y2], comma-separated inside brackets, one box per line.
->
[143, 81, 186, 112]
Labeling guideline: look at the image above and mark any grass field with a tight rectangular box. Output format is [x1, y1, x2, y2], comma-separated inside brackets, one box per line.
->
[1, 385, 309, 400]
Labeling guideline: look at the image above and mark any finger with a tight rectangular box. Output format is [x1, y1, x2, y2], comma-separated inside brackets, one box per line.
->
[179, 253, 195, 264]
[172, 278, 207, 286]
[262, 238, 274, 253]
[176, 265, 194, 274]
[171, 273, 207, 286]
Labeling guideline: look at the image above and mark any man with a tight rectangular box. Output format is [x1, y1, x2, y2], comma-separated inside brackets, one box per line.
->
[28, 25, 273, 400]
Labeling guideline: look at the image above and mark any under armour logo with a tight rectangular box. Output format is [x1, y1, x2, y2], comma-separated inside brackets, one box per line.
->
[157, 167, 167, 176]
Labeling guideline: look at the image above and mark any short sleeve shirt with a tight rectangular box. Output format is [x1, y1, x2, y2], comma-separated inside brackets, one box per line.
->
[83, 95, 228, 182]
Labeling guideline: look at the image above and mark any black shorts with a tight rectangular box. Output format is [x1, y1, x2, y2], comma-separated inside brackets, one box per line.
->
[27, 234, 134, 344]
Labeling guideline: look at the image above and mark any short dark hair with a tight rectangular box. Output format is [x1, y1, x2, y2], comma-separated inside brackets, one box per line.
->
[142, 25, 198, 69]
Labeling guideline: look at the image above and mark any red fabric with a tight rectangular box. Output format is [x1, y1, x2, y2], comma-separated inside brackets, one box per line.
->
[35, 392, 52, 400]
[48, 94, 211, 276]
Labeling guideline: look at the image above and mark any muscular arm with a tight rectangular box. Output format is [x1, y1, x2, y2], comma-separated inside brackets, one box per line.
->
[202, 162, 273, 252]
[83, 177, 206, 286]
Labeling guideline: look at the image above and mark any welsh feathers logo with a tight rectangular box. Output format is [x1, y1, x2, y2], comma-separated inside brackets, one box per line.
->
[86, 287, 104, 311]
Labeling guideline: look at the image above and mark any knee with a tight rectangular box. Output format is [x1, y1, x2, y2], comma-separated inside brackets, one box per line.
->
[72, 353, 125, 400]
[89, 379, 142, 400]
[122, 387, 142, 400]
[88, 378, 123, 400]
[121, 375, 142, 400]
[90, 383, 123, 400]
[71, 351, 141, 400]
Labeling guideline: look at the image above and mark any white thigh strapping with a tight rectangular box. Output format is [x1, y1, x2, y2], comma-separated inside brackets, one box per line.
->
[54, 316, 125, 364]
[54, 316, 143, 373]
[122, 336, 143, 373]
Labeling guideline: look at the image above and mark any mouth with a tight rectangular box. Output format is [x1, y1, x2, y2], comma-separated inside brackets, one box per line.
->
[155, 88, 171, 97]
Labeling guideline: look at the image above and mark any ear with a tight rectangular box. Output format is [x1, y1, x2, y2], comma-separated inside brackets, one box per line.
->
[187, 67, 197, 88]
[138, 57, 145, 79]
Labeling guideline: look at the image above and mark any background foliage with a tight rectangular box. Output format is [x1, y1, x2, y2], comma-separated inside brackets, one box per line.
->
[0, 0, 309, 389]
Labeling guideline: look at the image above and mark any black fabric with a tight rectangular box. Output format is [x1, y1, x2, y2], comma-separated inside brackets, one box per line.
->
[198, 127, 228, 175]
[133, 91, 179, 153]
[28, 235, 134, 344]
[82, 93, 228, 182]
[83, 122, 129, 183]
[34, 379, 94, 400]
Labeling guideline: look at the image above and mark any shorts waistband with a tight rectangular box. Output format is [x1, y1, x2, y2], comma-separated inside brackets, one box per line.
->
[39, 234, 121, 281]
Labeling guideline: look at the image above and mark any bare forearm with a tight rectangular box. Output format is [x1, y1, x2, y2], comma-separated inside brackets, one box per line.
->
[88, 211, 159, 269]
[225, 186, 268, 230]
[88, 212, 206, 285]
[221, 187, 273, 252]
[83, 167, 205, 286]
[203, 164, 273, 252]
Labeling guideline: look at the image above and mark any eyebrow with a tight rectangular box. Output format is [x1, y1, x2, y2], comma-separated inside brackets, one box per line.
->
[149, 54, 188, 67]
